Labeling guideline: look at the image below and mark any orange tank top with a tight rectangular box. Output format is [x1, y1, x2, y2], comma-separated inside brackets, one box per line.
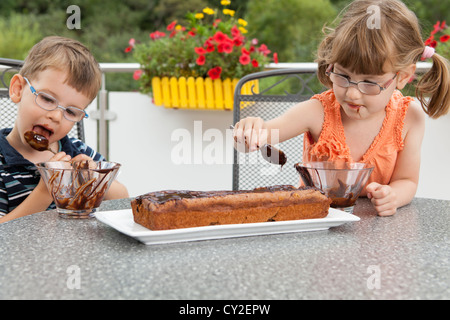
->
[303, 89, 413, 186]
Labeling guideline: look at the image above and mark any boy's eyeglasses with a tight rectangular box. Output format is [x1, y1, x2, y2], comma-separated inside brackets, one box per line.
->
[325, 65, 397, 95]
[23, 77, 89, 122]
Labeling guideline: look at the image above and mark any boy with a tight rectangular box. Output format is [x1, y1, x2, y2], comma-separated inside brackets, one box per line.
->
[0, 36, 129, 223]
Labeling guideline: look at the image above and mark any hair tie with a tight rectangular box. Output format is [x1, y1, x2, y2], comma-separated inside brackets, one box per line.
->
[421, 46, 435, 60]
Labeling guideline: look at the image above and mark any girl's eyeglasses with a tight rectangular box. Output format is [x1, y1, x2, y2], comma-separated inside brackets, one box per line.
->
[326, 65, 397, 95]
[23, 77, 88, 122]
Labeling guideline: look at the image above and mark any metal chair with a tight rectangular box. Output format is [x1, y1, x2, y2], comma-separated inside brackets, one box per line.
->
[0, 58, 85, 141]
[232, 68, 325, 191]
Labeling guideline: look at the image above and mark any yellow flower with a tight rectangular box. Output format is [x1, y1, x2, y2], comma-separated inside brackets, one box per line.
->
[195, 13, 204, 19]
[239, 26, 248, 34]
[221, 0, 231, 5]
[238, 18, 248, 26]
[203, 7, 215, 15]
[223, 9, 235, 17]
[175, 25, 183, 30]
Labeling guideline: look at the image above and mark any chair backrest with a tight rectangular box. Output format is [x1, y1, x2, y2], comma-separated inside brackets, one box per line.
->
[0, 58, 85, 142]
[232, 68, 324, 191]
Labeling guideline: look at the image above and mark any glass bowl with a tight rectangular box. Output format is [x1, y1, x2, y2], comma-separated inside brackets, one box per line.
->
[36, 160, 121, 219]
[294, 161, 374, 213]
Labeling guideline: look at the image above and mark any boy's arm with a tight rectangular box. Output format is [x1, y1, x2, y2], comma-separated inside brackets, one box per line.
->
[0, 152, 72, 224]
[0, 176, 129, 224]
[366, 101, 425, 216]
[104, 180, 129, 200]
[0, 179, 53, 223]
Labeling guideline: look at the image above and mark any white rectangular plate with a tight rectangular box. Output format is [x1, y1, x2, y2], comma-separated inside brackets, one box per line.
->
[95, 208, 359, 245]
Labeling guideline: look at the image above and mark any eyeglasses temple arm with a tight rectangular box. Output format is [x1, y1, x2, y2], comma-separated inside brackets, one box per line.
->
[23, 76, 37, 94]
[382, 73, 398, 90]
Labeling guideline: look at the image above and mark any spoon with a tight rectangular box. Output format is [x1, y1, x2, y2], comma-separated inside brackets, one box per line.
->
[24, 131, 56, 154]
[230, 125, 287, 166]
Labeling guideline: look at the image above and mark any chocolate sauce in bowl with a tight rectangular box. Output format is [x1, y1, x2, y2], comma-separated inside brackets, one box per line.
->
[294, 163, 360, 208]
[329, 196, 356, 208]
[39, 161, 120, 212]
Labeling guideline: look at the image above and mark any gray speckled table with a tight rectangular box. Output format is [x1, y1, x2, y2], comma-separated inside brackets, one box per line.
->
[0, 197, 448, 300]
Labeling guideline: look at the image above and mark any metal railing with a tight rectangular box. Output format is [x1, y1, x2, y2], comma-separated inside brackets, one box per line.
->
[0, 62, 433, 157]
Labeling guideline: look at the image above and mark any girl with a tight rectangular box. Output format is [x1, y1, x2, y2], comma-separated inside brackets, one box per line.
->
[233, 0, 450, 216]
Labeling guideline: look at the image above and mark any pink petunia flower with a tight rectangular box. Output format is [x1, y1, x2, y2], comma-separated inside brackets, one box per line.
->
[133, 70, 143, 80]
[258, 44, 271, 56]
[218, 40, 233, 53]
[195, 47, 207, 55]
[440, 34, 450, 43]
[273, 52, 279, 64]
[239, 54, 250, 65]
[167, 20, 177, 31]
[150, 31, 166, 40]
[208, 66, 222, 79]
[196, 55, 206, 65]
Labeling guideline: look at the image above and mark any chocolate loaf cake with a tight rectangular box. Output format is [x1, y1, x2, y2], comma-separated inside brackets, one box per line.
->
[131, 185, 331, 230]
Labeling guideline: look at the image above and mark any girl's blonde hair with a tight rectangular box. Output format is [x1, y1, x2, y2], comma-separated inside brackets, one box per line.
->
[316, 0, 450, 118]
[20, 36, 102, 101]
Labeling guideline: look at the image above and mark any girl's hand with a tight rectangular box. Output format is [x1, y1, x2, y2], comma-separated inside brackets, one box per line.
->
[232, 117, 268, 152]
[366, 182, 398, 216]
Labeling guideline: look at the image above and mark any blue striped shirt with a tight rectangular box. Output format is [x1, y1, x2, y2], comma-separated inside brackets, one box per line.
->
[0, 128, 105, 215]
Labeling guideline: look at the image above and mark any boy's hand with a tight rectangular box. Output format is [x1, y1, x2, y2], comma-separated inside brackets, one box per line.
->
[48, 152, 94, 164]
[49, 151, 72, 162]
[366, 182, 398, 216]
[70, 153, 93, 163]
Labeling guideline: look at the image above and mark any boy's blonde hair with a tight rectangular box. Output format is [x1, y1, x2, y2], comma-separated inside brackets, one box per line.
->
[20, 36, 102, 101]
[316, 0, 450, 118]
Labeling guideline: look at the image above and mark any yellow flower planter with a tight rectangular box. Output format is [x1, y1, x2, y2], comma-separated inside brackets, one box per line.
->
[151, 76, 259, 110]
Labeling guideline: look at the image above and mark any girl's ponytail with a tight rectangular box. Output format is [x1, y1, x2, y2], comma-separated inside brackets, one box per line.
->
[416, 53, 450, 118]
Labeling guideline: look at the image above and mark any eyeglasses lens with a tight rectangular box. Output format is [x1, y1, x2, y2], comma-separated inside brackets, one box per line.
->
[358, 83, 381, 95]
[35, 93, 85, 121]
[330, 73, 381, 95]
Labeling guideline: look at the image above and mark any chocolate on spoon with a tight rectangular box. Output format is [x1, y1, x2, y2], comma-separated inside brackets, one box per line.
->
[259, 143, 287, 167]
[24, 131, 56, 154]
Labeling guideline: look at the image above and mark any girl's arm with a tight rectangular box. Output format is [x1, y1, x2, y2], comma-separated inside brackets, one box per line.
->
[233, 98, 324, 152]
[366, 101, 425, 216]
